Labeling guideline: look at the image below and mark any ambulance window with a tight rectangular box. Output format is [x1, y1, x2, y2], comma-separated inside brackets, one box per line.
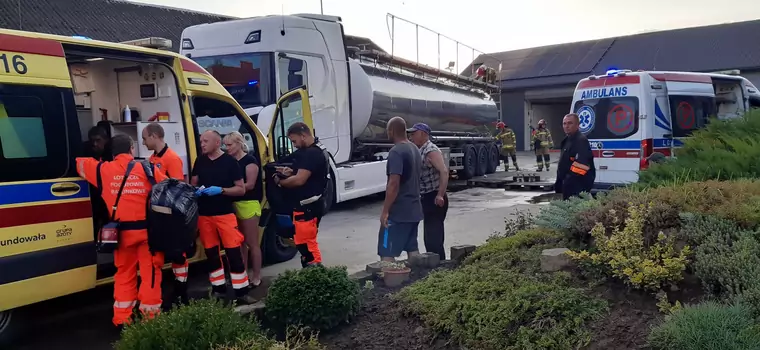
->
[0, 84, 70, 183]
[573, 96, 640, 139]
[668, 95, 714, 137]
[191, 97, 258, 157]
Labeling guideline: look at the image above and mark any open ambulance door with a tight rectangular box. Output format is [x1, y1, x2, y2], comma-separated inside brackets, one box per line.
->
[260, 88, 313, 263]
[266, 88, 314, 163]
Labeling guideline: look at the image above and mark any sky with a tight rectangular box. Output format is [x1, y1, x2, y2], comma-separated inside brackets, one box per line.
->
[136, 0, 760, 71]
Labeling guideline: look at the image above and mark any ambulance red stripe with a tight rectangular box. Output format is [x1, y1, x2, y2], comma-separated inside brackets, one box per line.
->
[0, 33, 65, 57]
[578, 75, 640, 89]
[0, 201, 92, 229]
[592, 149, 641, 158]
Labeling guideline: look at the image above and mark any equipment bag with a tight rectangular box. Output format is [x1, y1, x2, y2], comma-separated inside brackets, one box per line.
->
[95, 161, 137, 253]
[143, 170, 198, 256]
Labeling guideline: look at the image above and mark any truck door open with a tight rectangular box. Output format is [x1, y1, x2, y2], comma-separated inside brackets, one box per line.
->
[267, 88, 314, 162]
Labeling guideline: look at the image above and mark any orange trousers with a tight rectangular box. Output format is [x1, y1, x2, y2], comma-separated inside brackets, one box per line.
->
[294, 210, 322, 267]
[112, 229, 164, 326]
[198, 214, 249, 294]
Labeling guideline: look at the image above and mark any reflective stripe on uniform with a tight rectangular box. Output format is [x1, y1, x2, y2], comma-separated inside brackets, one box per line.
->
[230, 272, 249, 290]
[209, 267, 226, 285]
[114, 300, 137, 309]
[139, 303, 162, 312]
[173, 266, 188, 274]
[571, 161, 590, 175]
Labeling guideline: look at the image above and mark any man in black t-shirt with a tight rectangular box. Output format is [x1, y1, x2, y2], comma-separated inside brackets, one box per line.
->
[191, 130, 254, 303]
[274, 122, 328, 268]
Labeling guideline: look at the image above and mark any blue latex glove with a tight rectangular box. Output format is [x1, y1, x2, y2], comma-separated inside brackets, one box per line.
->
[201, 186, 223, 196]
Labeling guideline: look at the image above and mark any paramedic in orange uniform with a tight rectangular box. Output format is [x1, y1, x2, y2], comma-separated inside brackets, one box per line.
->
[191, 130, 255, 304]
[76, 134, 168, 328]
[274, 123, 327, 268]
[142, 122, 189, 304]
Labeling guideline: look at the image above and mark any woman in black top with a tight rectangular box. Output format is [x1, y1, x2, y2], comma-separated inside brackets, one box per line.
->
[223, 131, 263, 287]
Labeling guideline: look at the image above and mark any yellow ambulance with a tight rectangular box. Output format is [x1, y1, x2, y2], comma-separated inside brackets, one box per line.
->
[0, 29, 312, 344]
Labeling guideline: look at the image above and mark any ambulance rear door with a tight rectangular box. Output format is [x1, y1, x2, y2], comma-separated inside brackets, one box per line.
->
[572, 73, 644, 185]
[650, 73, 715, 158]
[0, 32, 96, 313]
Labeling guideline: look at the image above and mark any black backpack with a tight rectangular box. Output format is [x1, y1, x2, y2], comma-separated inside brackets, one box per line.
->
[137, 162, 198, 256]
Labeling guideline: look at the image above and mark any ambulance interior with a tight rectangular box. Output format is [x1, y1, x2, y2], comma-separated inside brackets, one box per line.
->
[65, 50, 186, 279]
[713, 79, 745, 119]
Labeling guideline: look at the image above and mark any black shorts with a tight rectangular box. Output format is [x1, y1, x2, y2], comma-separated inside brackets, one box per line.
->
[377, 220, 420, 258]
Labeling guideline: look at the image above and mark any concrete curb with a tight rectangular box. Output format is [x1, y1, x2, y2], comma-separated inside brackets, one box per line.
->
[236, 245, 480, 317]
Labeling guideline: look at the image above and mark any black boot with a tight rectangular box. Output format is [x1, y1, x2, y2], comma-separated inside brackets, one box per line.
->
[173, 280, 189, 306]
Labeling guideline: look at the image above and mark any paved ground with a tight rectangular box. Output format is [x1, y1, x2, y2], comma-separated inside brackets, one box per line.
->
[10, 155, 556, 350]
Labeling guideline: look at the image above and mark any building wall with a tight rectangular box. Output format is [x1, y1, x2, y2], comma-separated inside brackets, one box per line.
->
[502, 91, 527, 150]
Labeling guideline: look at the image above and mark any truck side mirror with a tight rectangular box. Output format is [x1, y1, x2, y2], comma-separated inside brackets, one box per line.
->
[288, 75, 304, 90]
[288, 58, 304, 72]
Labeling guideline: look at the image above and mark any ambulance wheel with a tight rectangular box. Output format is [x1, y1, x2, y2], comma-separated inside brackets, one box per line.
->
[486, 143, 499, 174]
[263, 224, 298, 265]
[475, 144, 488, 176]
[461, 144, 477, 179]
[0, 309, 23, 347]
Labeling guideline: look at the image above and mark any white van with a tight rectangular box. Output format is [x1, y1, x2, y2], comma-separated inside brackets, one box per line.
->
[570, 69, 760, 186]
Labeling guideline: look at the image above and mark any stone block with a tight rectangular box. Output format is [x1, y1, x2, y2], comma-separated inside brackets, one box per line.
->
[408, 254, 426, 267]
[540, 248, 572, 272]
[366, 261, 384, 274]
[421, 252, 441, 268]
[450, 245, 477, 262]
[235, 300, 266, 320]
[349, 270, 375, 284]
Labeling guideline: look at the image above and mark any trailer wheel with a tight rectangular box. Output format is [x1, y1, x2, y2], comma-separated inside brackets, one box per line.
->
[475, 144, 488, 176]
[322, 169, 336, 214]
[461, 144, 477, 179]
[486, 143, 499, 174]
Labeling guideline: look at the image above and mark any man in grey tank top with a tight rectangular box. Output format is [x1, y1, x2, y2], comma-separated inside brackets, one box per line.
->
[409, 123, 449, 260]
[378, 117, 423, 261]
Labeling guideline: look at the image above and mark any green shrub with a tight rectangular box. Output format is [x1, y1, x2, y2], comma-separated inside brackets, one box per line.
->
[691, 225, 760, 298]
[489, 209, 536, 240]
[214, 326, 324, 350]
[535, 192, 601, 237]
[568, 204, 691, 291]
[397, 229, 606, 349]
[265, 266, 361, 332]
[677, 213, 745, 247]
[397, 265, 606, 349]
[115, 299, 265, 350]
[467, 228, 563, 270]
[648, 301, 760, 350]
[638, 109, 760, 188]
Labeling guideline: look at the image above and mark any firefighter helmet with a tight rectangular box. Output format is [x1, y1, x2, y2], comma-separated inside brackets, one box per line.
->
[496, 121, 505, 129]
[538, 119, 546, 126]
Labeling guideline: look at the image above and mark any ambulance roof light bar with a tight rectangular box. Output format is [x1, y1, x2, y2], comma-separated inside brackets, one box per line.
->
[120, 37, 173, 50]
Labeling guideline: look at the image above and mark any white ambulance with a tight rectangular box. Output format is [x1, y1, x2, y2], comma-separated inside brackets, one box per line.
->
[570, 69, 760, 186]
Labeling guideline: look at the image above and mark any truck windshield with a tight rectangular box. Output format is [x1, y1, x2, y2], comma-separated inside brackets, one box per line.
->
[192, 53, 275, 109]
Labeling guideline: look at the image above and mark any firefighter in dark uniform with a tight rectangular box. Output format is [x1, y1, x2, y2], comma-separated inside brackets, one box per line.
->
[555, 113, 595, 200]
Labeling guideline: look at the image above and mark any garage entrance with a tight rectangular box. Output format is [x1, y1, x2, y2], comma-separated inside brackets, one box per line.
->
[524, 87, 575, 150]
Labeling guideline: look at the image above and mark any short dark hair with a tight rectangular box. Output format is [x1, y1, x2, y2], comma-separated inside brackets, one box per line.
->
[145, 123, 165, 138]
[565, 113, 580, 122]
[111, 134, 134, 156]
[287, 122, 312, 136]
[88, 126, 108, 140]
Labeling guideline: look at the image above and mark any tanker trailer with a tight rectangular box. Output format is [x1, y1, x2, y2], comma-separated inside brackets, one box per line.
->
[181, 13, 502, 212]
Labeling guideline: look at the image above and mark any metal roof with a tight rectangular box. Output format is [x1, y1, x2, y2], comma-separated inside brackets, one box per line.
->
[466, 19, 760, 90]
[0, 0, 233, 52]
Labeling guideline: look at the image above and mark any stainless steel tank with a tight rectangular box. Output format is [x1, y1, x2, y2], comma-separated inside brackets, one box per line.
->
[349, 60, 498, 143]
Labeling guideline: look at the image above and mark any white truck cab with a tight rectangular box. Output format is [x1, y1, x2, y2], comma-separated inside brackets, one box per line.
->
[571, 69, 760, 186]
